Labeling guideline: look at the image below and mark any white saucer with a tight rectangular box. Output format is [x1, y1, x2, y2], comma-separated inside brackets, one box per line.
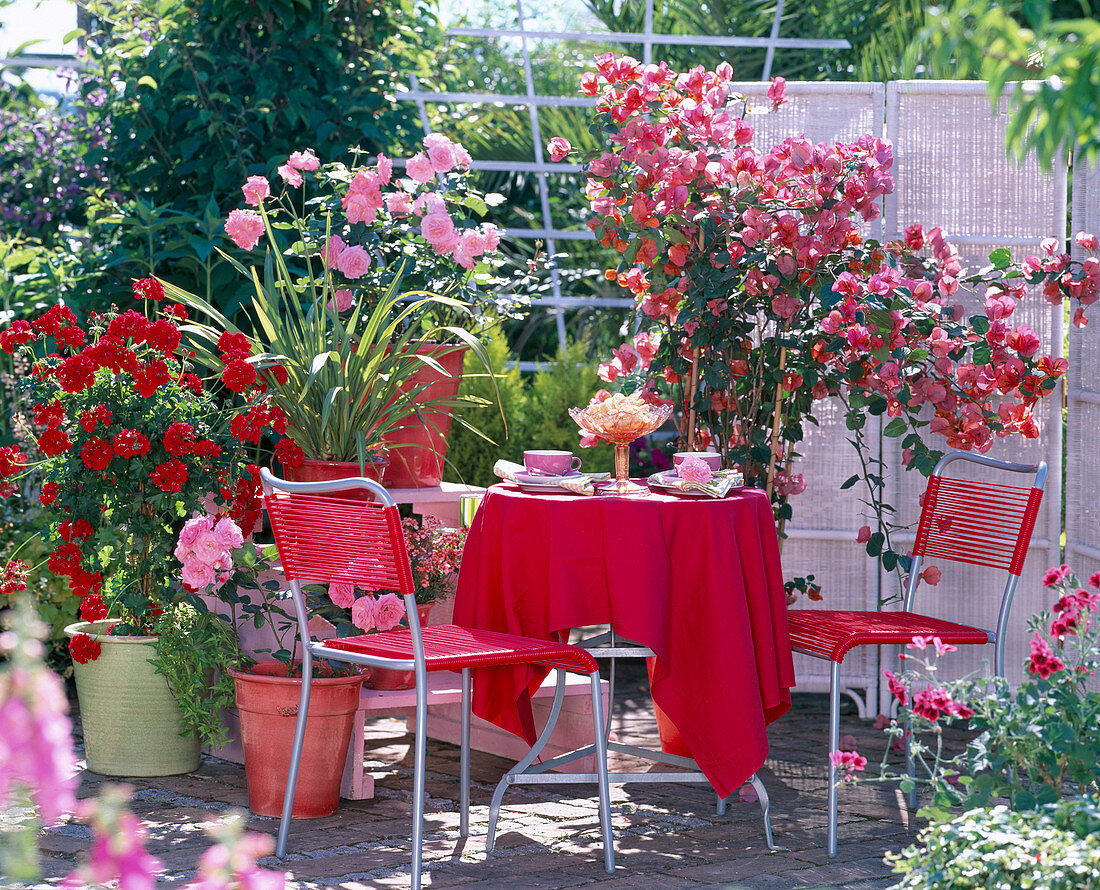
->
[512, 471, 587, 485]
[647, 471, 713, 497]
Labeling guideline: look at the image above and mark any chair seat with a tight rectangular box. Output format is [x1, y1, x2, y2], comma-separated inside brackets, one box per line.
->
[787, 610, 992, 663]
[326, 624, 599, 674]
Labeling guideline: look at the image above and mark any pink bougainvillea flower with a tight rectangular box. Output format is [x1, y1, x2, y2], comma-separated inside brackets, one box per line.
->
[919, 566, 942, 586]
[856, 525, 871, 543]
[241, 176, 270, 206]
[224, 210, 264, 251]
[546, 137, 571, 161]
[766, 76, 787, 110]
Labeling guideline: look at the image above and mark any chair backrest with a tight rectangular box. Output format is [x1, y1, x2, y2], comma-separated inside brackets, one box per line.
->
[904, 452, 1046, 675]
[259, 469, 421, 663]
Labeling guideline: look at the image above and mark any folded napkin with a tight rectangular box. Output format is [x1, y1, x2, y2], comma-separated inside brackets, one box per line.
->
[649, 469, 744, 499]
[493, 459, 609, 496]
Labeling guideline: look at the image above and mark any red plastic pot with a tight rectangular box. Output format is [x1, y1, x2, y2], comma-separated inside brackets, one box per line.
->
[231, 663, 365, 818]
[381, 344, 466, 489]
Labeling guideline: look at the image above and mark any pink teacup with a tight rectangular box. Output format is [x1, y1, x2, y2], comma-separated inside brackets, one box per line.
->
[673, 452, 722, 476]
[523, 450, 583, 476]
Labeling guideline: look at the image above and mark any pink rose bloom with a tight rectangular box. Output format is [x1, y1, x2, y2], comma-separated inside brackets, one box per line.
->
[277, 163, 303, 188]
[213, 517, 244, 550]
[372, 593, 406, 632]
[482, 224, 501, 252]
[376, 153, 393, 184]
[678, 456, 713, 484]
[385, 191, 413, 215]
[330, 288, 354, 313]
[287, 149, 319, 171]
[329, 581, 356, 608]
[421, 211, 458, 253]
[452, 143, 472, 168]
[426, 140, 457, 173]
[177, 515, 211, 553]
[241, 176, 270, 206]
[335, 245, 371, 279]
[344, 187, 383, 225]
[350, 595, 377, 631]
[405, 153, 436, 184]
[412, 192, 446, 216]
[182, 561, 216, 591]
[322, 234, 346, 266]
[452, 238, 477, 270]
[224, 210, 265, 251]
[546, 137, 571, 162]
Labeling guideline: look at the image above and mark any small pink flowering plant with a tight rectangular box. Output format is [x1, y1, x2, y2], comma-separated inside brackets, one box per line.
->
[179, 512, 468, 675]
[556, 54, 1096, 600]
[220, 135, 522, 331]
[846, 565, 1100, 818]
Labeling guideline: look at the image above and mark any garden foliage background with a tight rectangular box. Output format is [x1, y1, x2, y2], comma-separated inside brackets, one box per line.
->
[1, 0, 1098, 703]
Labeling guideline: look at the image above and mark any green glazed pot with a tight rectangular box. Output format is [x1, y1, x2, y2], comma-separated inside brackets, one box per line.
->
[64, 621, 200, 777]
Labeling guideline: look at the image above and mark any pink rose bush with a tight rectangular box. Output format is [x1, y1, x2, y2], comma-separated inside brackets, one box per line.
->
[175, 514, 244, 591]
[220, 135, 514, 329]
[564, 54, 1095, 592]
[852, 565, 1100, 813]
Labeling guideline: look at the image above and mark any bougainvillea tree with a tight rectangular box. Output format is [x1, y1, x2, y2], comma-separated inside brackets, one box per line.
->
[552, 54, 1097, 586]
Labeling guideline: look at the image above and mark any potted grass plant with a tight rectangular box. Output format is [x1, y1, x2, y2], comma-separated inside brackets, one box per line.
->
[163, 138, 512, 488]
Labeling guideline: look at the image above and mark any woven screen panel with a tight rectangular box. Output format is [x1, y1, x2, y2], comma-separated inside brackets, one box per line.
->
[264, 491, 415, 596]
[1067, 160, 1100, 581]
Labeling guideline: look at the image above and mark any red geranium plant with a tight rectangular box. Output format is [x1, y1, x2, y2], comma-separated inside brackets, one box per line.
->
[0, 283, 281, 742]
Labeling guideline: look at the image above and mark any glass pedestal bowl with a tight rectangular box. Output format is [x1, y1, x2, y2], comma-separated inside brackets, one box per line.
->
[569, 399, 673, 497]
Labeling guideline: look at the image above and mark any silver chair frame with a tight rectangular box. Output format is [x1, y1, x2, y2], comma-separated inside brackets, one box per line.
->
[259, 469, 614, 888]
[792, 452, 1046, 858]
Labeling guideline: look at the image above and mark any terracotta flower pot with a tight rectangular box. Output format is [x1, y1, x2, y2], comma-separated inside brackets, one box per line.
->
[363, 603, 434, 690]
[64, 621, 200, 777]
[230, 662, 365, 818]
[381, 344, 466, 489]
[282, 455, 389, 499]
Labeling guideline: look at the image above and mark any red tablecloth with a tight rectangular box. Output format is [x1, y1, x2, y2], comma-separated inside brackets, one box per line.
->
[452, 483, 795, 799]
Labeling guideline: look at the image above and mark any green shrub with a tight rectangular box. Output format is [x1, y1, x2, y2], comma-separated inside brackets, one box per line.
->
[888, 797, 1100, 889]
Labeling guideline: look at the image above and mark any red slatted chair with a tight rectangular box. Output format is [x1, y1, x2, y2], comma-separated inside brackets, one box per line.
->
[786, 452, 1046, 857]
[259, 470, 614, 888]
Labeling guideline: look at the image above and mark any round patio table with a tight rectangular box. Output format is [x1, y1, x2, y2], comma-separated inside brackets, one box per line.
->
[453, 482, 795, 799]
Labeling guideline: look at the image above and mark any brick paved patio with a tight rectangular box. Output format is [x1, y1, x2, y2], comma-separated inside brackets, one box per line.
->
[29, 663, 921, 889]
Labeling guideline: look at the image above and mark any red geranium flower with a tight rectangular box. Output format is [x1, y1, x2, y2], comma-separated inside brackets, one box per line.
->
[133, 360, 172, 397]
[221, 358, 257, 393]
[48, 542, 84, 576]
[274, 436, 306, 469]
[81, 438, 113, 472]
[32, 401, 67, 427]
[107, 310, 148, 341]
[39, 481, 60, 505]
[143, 318, 182, 354]
[217, 331, 251, 361]
[68, 569, 103, 596]
[163, 422, 196, 456]
[31, 304, 79, 337]
[79, 405, 112, 433]
[0, 559, 29, 596]
[179, 372, 203, 395]
[0, 319, 35, 353]
[132, 277, 165, 302]
[54, 325, 86, 351]
[191, 439, 222, 459]
[79, 593, 109, 621]
[69, 632, 102, 664]
[162, 303, 188, 321]
[84, 335, 139, 374]
[149, 459, 189, 492]
[59, 518, 94, 542]
[37, 427, 73, 456]
[113, 429, 151, 459]
[56, 354, 96, 393]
